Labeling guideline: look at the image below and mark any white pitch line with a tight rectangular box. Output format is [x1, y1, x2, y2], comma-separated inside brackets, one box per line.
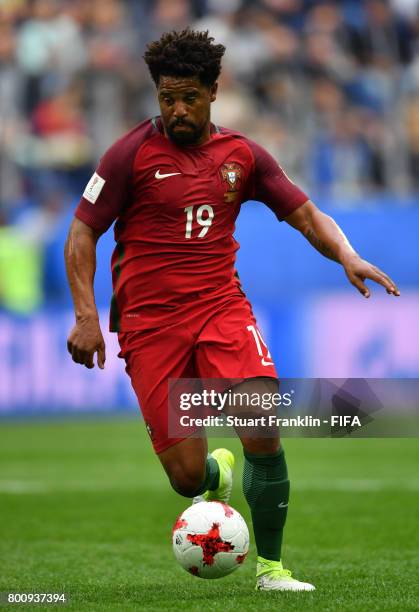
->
[0, 481, 49, 493]
[0, 478, 418, 494]
[293, 478, 419, 492]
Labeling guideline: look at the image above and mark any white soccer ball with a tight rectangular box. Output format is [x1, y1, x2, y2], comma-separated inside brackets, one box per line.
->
[172, 501, 249, 579]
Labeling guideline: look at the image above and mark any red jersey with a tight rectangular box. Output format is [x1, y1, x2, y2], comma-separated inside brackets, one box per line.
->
[75, 117, 308, 332]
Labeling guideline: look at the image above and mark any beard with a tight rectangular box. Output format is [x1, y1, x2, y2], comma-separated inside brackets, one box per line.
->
[166, 119, 206, 145]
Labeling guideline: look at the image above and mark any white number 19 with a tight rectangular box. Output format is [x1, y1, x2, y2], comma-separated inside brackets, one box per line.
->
[184, 205, 214, 239]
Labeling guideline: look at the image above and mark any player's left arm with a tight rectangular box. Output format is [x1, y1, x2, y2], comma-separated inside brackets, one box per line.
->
[285, 199, 400, 298]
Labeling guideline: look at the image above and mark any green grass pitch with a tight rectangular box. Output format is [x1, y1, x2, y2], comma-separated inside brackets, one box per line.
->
[0, 418, 417, 611]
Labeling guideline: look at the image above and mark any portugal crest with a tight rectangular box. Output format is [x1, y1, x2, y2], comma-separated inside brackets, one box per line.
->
[221, 162, 242, 203]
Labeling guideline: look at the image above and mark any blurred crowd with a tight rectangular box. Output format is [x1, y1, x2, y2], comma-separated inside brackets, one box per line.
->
[0, 0, 418, 311]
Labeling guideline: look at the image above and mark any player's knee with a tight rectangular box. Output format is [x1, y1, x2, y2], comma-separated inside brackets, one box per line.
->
[168, 464, 206, 498]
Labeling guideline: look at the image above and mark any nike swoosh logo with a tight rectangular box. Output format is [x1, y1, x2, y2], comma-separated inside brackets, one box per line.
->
[155, 170, 181, 179]
[277, 502, 288, 508]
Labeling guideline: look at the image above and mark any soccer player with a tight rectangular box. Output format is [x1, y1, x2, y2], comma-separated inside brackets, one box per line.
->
[65, 29, 399, 591]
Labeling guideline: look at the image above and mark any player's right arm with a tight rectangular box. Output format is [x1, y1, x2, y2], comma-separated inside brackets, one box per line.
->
[65, 218, 106, 369]
[64, 128, 141, 367]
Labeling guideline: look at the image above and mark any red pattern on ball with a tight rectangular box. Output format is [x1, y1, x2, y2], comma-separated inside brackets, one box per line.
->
[187, 522, 234, 565]
[173, 516, 188, 533]
[217, 502, 234, 517]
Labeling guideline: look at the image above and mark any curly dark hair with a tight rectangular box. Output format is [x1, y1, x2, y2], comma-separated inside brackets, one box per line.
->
[144, 29, 226, 87]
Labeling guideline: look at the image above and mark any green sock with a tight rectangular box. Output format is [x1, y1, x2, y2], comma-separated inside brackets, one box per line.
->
[243, 447, 290, 561]
[192, 455, 220, 496]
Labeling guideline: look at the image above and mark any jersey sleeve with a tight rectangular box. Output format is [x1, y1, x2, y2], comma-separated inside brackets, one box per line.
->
[75, 139, 134, 234]
[247, 139, 309, 220]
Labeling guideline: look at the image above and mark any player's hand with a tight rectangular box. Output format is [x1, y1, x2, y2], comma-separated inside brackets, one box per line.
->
[342, 254, 400, 299]
[67, 315, 106, 369]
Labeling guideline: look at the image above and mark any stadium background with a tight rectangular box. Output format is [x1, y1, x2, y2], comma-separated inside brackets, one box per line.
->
[0, 0, 418, 414]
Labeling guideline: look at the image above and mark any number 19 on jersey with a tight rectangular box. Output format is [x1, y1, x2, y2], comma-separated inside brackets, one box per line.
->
[184, 205, 214, 239]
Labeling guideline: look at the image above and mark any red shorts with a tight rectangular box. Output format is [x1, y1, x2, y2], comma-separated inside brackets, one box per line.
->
[118, 293, 278, 454]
